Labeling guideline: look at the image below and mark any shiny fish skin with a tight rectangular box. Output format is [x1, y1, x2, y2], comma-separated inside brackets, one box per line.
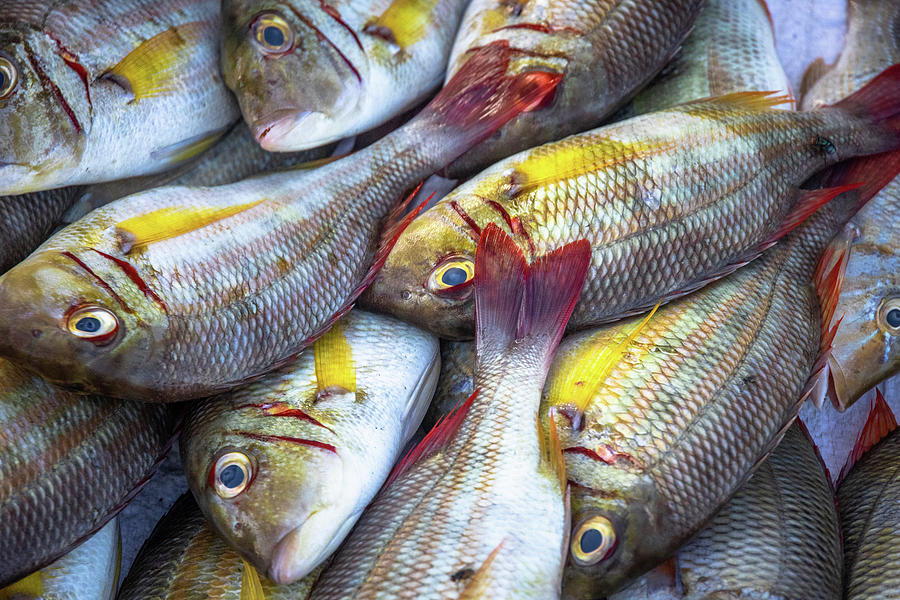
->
[181, 311, 440, 584]
[0, 0, 239, 195]
[838, 428, 900, 599]
[422, 339, 476, 432]
[118, 494, 319, 599]
[611, 423, 842, 600]
[444, 0, 704, 176]
[365, 91, 900, 339]
[0, 187, 82, 273]
[222, 0, 468, 151]
[0, 359, 176, 586]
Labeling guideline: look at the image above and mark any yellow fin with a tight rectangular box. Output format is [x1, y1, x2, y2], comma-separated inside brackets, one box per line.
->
[115, 199, 264, 253]
[286, 152, 351, 172]
[314, 320, 356, 394]
[151, 127, 228, 165]
[458, 540, 505, 599]
[104, 21, 207, 103]
[363, 0, 439, 49]
[0, 571, 43, 599]
[538, 412, 566, 493]
[240, 559, 266, 600]
[699, 90, 795, 111]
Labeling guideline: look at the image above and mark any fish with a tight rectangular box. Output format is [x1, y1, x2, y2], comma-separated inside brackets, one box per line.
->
[800, 0, 900, 410]
[181, 310, 439, 584]
[0, 518, 120, 600]
[626, 0, 794, 116]
[0, 358, 177, 586]
[118, 493, 320, 599]
[222, 0, 469, 151]
[0, 187, 83, 273]
[0, 41, 561, 401]
[309, 224, 591, 598]
[609, 422, 842, 600]
[541, 150, 900, 596]
[364, 65, 900, 340]
[422, 339, 476, 432]
[0, 0, 239, 195]
[442, 0, 705, 177]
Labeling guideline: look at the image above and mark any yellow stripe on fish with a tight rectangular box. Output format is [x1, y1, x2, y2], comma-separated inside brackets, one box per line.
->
[0, 571, 42, 599]
[364, 0, 441, 49]
[241, 559, 266, 600]
[314, 320, 356, 395]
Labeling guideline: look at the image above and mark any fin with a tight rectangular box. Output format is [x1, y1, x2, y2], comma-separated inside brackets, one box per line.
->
[150, 127, 229, 165]
[313, 319, 356, 395]
[815, 149, 900, 217]
[692, 90, 794, 111]
[458, 540, 505, 599]
[241, 559, 266, 600]
[385, 389, 477, 487]
[474, 223, 590, 365]
[538, 411, 566, 493]
[830, 64, 900, 132]
[793, 418, 835, 489]
[0, 571, 43, 597]
[765, 184, 863, 246]
[363, 0, 439, 49]
[800, 57, 830, 98]
[102, 21, 207, 103]
[287, 153, 351, 172]
[837, 389, 897, 483]
[115, 199, 264, 253]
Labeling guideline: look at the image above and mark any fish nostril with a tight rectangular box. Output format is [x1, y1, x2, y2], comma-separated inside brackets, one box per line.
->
[31, 329, 42, 338]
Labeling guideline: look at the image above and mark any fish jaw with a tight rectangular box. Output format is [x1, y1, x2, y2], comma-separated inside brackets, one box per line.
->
[252, 109, 347, 152]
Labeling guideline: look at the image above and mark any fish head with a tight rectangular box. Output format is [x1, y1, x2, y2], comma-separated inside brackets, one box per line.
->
[221, 1, 364, 151]
[0, 26, 85, 194]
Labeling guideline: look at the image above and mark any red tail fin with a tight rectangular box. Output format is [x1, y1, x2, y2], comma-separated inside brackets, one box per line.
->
[837, 389, 897, 484]
[831, 63, 900, 132]
[474, 223, 590, 366]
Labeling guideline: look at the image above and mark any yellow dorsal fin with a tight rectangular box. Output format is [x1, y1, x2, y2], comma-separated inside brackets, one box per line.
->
[0, 570, 43, 599]
[103, 21, 207, 102]
[151, 127, 228, 165]
[115, 199, 264, 253]
[538, 412, 566, 493]
[240, 559, 266, 600]
[547, 303, 660, 416]
[363, 0, 439, 48]
[314, 320, 356, 394]
[458, 540, 505, 599]
[698, 90, 795, 111]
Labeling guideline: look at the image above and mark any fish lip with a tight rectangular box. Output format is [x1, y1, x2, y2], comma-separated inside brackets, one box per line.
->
[251, 109, 343, 151]
[268, 504, 361, 584]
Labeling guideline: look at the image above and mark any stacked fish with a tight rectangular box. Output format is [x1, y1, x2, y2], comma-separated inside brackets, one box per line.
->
[0, 0, 898, 599]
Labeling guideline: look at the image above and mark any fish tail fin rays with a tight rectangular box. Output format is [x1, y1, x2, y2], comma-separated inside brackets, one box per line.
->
[815, 149, 900, 219]
[830, 63, 900, 135]
[458, 540, 506, 599]
[384, 389, 478, 488]
[313, 320, 356, 395]
[691, 90, 794, 110]
[241, 559, 266, 600]
[538, 411, 567, 494]
[766, 183, 864, 247]
[837, 389, 898, 484]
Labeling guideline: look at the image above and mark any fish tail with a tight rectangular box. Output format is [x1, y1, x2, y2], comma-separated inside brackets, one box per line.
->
[814, 149, 900, 221]
[837, 389, 897, 484]
[830, 63, 900, 140]
[474, 223, 590, 367]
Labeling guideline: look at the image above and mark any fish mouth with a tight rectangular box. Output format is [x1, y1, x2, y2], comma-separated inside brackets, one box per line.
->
[269, 505, 362, 584]
[252, 109, 343, 152]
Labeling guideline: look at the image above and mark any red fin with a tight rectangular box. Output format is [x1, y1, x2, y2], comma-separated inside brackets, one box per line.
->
[830, 64, 900, 132]
[764, 184, 863, 246]
[474, 223, 590, 364]
[838, 389, 898, 484]
[815, 149, 900, 216]
[384, 389, 477, 487]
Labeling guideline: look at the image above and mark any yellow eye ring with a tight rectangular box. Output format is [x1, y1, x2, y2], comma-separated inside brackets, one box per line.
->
[213, 451, 253, 499]
[427, 256, 475, 293]
[571, 516, 617, 566]
[66, 305, 118, 344]
[0, 55, 18, 99]
[877, 296, 900, 334]
[251, 13, 293, 54]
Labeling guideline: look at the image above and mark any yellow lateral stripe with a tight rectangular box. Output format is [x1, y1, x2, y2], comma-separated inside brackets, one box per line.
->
[314, 320, 356, 393]
[699, 90, 795, 111]
[0, 571, 43, 598]
[364, 0, 439, 48]
[115, 199, 264, 252]
[240, 560, 266, 600]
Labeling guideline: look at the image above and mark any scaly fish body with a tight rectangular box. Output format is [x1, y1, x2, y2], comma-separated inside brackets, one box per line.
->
[627, 0, 793, 115]
[0, 0, 239, 195]
[610, 423, 842, 600]
[443, 0, 704, 176]
[0, 359, 176, 586]
[422, 339, 476, 432]
[181, 311, 439, 584]
[365, 79, 900, 339]
[118, 494, 319, 599]
[0, 43, 561, 401]
[222, 0, 468, 151]
[0, 187, 82, 273]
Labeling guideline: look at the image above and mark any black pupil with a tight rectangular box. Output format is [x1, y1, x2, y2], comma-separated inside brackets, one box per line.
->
[263, 26, 285, 47]
[442, 266, 468, 286]
[220, 464, 245, 488]
[887, 308, 900, 328]
[75, 316, 101, 333]
[0, 71, 7, 89]
[580, 529, 604, 554]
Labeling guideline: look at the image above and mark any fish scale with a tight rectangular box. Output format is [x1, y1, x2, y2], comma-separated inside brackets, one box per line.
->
[0, 188, 82, 273]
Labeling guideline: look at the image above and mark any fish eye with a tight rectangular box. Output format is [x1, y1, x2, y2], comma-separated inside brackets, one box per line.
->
[0, 55, 18, 99]
[213, 451, 253, 499]
[251, 13, 293, 54]
[66, 305, 118, 343]
[570, 516, 617, 566]
[877, 296, 900, 333]
[427, 256, 475, 294]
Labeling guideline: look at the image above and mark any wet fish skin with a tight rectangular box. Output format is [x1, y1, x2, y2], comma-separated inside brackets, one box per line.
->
[181, 311, 440, 584]
[422, 339, 476, 432]
[0, 187, 82, 273]
[118, 493, 320, 599]
[0, 359, 176, 586]
[222, 0, 468, 151]
[0, 0, 239, 195]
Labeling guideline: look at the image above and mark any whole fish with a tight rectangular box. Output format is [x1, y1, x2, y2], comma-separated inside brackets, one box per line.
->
[222, 0, 469, 151]
[118, 494, 320, 600]
[0, 518, 120, 600]
[801, 0, 900, 410]
[542, 151, 900, 596]
[443, 0, 704, 177]
[310, 225, 590, 598]
[181, 310, 439, 584]
[1, 187, 82, 273]
[837, 390, 900, 599]
[0, 42, 560, 401]
[0, 359, 176, 586]
[364, 66, 900, 339]
[627, 0, 794, 116]
[0, 0, 239, 195]
[610, 422, 842, 600]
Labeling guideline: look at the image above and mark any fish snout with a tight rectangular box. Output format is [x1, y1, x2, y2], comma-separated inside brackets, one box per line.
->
[252, 109, 342, 151]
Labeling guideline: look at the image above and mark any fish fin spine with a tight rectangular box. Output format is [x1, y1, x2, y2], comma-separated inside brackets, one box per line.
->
[692, 90, 794, 111]
[241, 559, 266, 600]
[538, 411, 566, 493]
[837, 389, 897, 483]
[458, 539, 506, 599]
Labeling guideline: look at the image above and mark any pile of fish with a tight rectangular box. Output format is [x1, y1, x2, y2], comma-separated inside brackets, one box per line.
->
[0, 0, 898, 598]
